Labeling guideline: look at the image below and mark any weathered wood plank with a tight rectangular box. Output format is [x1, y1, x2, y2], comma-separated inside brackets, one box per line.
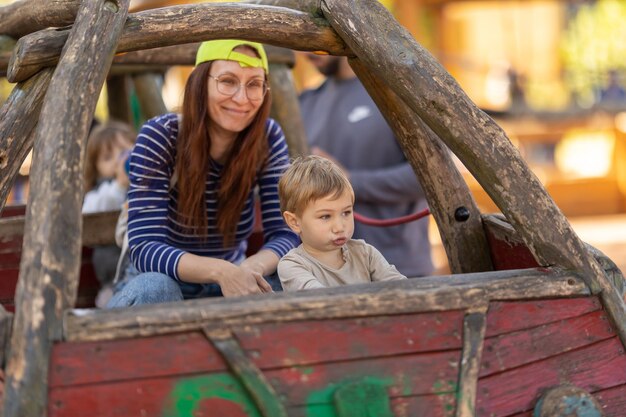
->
[594, 383, 626, 417]
[206, 328, 288, 417]
[485, 297, 602, 337]
[2, 0, 130, 415]
[235, 310, 465, 368]
[476, 337, 626, 416]
[0, 69, 53, 213]
[63, 268, 589, 342]
[0, 0, 80, 39]
[7, 3, 350, 83]
[269, 61, 309, 157]
[49, 331, 226, 388]
[132, 72, 167, 120]
[351, 58, 493, 274]
[323, 0, 626, 348]
[456, 309, 487, 417]
[0, 210, 119, 246]
[481, 309, 615, 377]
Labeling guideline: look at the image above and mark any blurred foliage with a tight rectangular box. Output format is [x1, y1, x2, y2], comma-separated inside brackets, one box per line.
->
[561, 0, 626, 107]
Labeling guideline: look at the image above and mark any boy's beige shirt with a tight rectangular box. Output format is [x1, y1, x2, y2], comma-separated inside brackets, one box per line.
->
[278, 239, 406, 291]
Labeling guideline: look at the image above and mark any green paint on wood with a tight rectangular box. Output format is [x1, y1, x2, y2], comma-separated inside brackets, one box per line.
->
[334, 380, 394, 417]
[163, 373, 262, 417]
[305, 377, 394, 417]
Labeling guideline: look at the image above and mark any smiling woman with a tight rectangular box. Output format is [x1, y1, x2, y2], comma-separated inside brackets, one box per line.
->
[105, 39, 299, 308]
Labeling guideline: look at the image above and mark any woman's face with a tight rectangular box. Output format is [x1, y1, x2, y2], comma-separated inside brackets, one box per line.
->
[207, 48, 266, 140]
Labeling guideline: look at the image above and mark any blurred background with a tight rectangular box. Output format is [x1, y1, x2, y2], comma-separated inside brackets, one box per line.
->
[1, 0, 626, 273]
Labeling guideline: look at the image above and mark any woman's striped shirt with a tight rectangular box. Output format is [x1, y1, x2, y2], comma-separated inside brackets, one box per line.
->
[127, 113, 299, 280]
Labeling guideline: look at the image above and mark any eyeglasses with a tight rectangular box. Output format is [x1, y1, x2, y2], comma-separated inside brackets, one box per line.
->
[209, 74, 269, 101]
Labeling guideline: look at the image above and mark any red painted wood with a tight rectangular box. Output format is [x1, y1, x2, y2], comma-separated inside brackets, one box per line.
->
[49, 331, 227, 388]
[485, 297, 601, 337]
[476, 337, 626, 416]
[485, 227, 540, 270]
[265, 349, 461, 405]
[481, 310, 615, 377]
[593, 383, 626, 417]
[0, 205, 26, 217]
[235, 310, 465, 368]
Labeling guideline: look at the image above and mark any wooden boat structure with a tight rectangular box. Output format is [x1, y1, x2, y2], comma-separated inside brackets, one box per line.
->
[0, 0, 625, 416]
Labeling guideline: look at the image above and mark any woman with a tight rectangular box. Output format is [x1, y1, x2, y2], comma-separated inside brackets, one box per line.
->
[107, 39, 299, 307]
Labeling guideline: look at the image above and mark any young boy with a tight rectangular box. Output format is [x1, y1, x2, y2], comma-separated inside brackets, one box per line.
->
[277, 155, 406, 290]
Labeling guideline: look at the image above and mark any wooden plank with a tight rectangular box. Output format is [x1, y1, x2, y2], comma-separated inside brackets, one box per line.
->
[49, 331, 226, 388]
[0, 210, 119, 246]
[7, 3, 350, 83]
[594, 383, 626, 417]
[63, 268, 590, 342]
[265, 349, 460, 406]
[0, 68, 52, 213]
[456, 309, 487, 417]
[268, 62, 309, 158]
[476, 337, 626, 416]
[485, 297, 602, 337]
[481, 309, 616, 377]
[321, 0, 611, 297]
[235, 310, 465, 368]
[351, 58, 493, 274]
[206, 328, 288, 417]
[2, 0, 130, 415]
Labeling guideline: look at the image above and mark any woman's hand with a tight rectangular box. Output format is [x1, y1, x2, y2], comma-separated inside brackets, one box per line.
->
[218, 263, 271, 297]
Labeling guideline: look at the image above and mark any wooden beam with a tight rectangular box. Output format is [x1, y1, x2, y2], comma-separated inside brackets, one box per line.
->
[321, 0, 610, 295]
[268, 61, 310, 158]
[350, 58, 493, 274]
[63, 268, 589, 342]
[132, 72, 167, 120]
[456, 308, 487, 417]
[0, 0, 80, 39]
[0, 210, 119, 246]
[2, 0, 130, 415]
[7, 2, 350, 83]
[0, 69, 53, 214]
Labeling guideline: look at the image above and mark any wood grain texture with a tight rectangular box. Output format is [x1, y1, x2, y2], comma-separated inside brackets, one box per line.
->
[0, 69, 53, 213]
[63, 268, 589, 342]
[7, 2, 350, 82]
[456, 310, 487, 417]
[3, 0, 130, 415]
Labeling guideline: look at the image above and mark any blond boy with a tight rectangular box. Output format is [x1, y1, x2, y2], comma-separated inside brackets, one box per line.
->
[277, 155, 406, 290]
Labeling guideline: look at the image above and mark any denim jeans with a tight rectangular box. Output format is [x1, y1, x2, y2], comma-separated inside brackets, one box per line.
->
[106, 268, 283, 308]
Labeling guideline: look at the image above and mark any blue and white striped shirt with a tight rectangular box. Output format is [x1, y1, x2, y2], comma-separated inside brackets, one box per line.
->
[127, 113, 299, 281]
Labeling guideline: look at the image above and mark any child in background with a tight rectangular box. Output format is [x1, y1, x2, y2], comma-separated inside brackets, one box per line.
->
[277, 155, 406, 290]
[82, 121, 136, 305]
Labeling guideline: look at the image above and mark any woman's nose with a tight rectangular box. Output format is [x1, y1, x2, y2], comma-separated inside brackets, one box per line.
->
[231, 85, 249, 103]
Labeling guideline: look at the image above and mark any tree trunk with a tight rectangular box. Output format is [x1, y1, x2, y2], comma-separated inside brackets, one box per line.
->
[7, 2, 350, 83]
[350, 58, 492, 273]
[0, 69, 53, 214]
[2, 0, 130, 415]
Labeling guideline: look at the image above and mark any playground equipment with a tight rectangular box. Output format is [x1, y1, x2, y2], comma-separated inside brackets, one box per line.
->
[0, 0, 625, 416]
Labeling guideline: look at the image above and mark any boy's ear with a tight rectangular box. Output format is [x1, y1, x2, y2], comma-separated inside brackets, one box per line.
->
[282, 211, 301, 234]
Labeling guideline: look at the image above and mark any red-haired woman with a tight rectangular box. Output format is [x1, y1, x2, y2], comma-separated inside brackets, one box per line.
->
[107, 40, 299, 307]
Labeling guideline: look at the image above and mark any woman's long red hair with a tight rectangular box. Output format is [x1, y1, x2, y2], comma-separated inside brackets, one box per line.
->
[176, 61, 271, 245]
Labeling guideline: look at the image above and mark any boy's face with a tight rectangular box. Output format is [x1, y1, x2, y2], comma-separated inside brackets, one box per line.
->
[283, 190, 354, 257]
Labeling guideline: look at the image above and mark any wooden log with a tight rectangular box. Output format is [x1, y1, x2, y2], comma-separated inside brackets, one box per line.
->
[0, 210, 119, 246]
[205, 328, 288, 417]
[108, 64, 169, 76]
[350, 58, 493, 274]
[268, 61, 309, 157]
[106, 74, 133, 125]
[2, 0, 130, 415]
[0, 0, 79, 39]
[132, 72, 167, 120]
[321, 0, 626, 344]
[0, 68, 53, 214]
[63, 267, 589, 342]
[7, 3, 350, 83]
[456, 309, 487, 417]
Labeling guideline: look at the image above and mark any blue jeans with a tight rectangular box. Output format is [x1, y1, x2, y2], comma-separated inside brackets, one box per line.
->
[106, 270, 283, 308]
